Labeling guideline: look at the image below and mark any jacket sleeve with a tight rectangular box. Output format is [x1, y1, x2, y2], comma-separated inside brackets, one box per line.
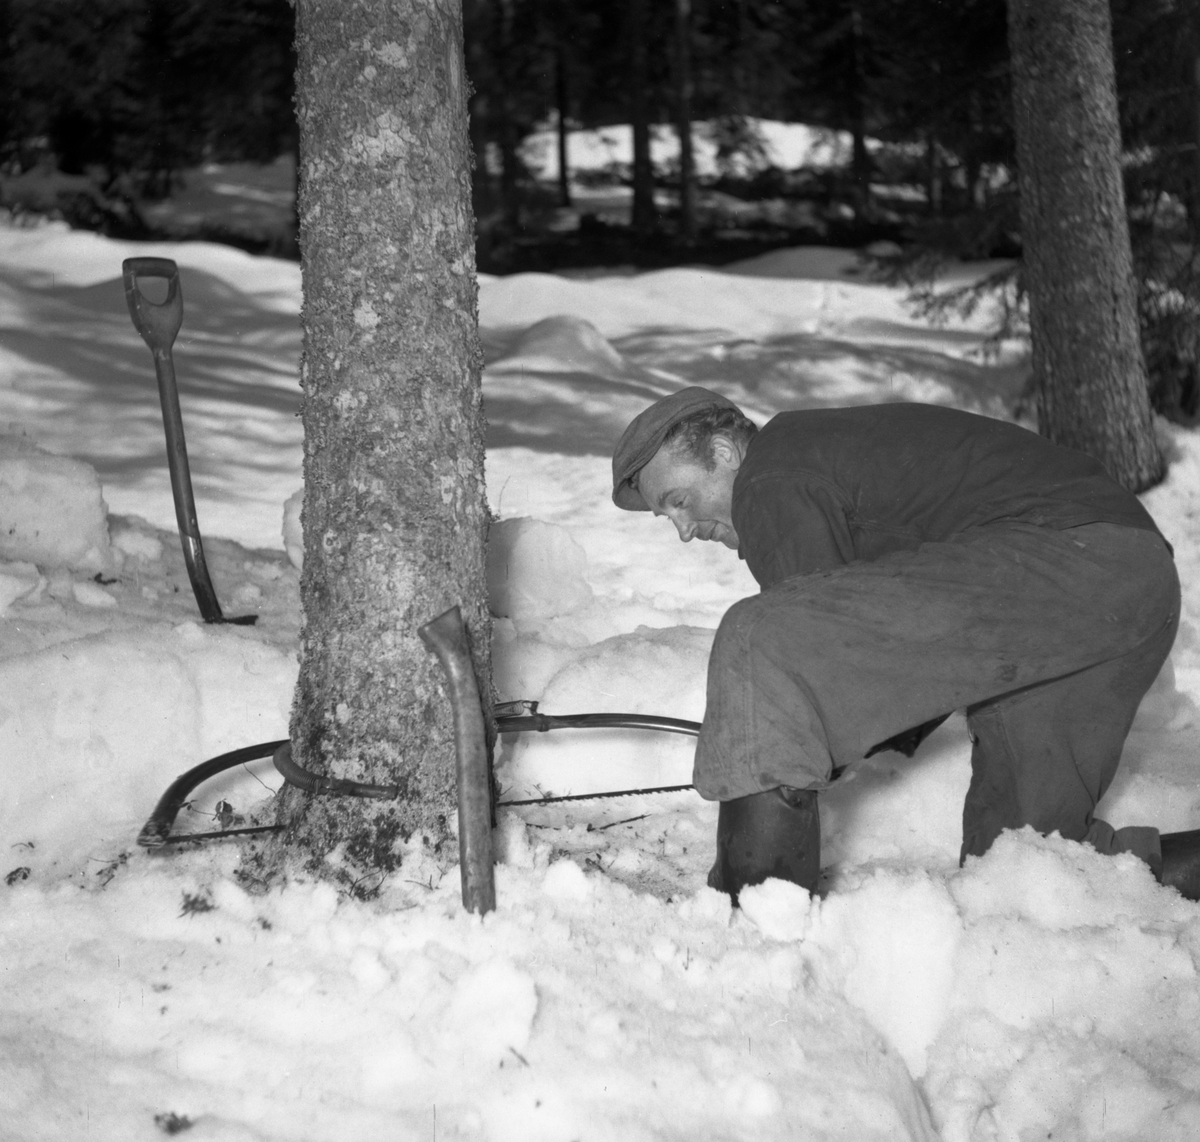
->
[732, 472, 856, 588]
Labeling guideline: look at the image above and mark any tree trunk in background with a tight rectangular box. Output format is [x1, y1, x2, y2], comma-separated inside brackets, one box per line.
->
[926, 132, 943, 216]
[675, 0, 696, 242]
[1008, 0, 1164, 491]
[555, 43, 571, 208]
[846, 5, 871, 218]
[465, 0, 496, 224]
[1192, 54, 1200, 228]
[496, 0, 521, 230]
[628, 0, 657, 235]
[259, 0, 490, 896]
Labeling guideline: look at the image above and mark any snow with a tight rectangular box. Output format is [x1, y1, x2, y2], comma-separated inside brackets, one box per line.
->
[518, 118, 859, 183]
[0, 433, 113, 571]
[2, 216, 1200, 1141]
[486, 518, 594, 620]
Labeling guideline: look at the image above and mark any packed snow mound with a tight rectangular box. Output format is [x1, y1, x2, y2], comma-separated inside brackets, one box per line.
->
[282, 487, 303, 570]
[0, 560, 42, 614]
[737, 829, 1200, 1104]
[493, 315, 630, 377]
[499, 625, 712, 801]
[534, 624, 711, 718]
[9, 211, 1200, 1142]
[0, 434, 113, 572]
[482, 314, 683, 457]
[925, 830, 1200, 1140]
[738, 868, 962, 1080]
[487, 517, 594, 620]
[0, 621, 294, 876]
[491, 620, 583, 704]
[818, 715, 971, 871]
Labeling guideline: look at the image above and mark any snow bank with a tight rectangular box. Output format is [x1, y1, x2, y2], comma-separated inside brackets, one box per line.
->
[0, 434, 113, 572]
[282, 487, 303, 569]
[5, 220, 1200, 1142]
[739, 870, 961, 1081]
[498, 625, 711, 800]
[486, 518, 712, 798]
[0, 622, 293, 875]
[928, 832, 1200, 1140]
[734, 830, 1200, 1139]
[0, 559, 42, 613]
[497, 314, 631, 376]
[487, 517, 594, 620]
[480, 266, 828, 342]
[0, 846, 943, 1142]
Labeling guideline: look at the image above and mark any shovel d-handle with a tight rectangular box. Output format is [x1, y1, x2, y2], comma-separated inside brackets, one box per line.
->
[123, 257, 183, 350]
[122, 257, 240, 625]
[419, 606, 496, 915]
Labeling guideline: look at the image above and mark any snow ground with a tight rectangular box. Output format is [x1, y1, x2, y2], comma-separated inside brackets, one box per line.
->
[1, 217, 1199, 1141]
[518, 118, 858, 184]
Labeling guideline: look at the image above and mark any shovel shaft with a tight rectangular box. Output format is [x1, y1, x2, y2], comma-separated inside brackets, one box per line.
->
[152, 347, 202, 542]
[123, 258, 225, 624]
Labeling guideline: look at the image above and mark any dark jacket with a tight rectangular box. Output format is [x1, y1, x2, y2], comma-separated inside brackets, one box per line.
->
[732, 404, 1163, 589]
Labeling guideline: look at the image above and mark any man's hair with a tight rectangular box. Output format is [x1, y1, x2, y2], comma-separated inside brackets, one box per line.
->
[662, 405, 758, 471]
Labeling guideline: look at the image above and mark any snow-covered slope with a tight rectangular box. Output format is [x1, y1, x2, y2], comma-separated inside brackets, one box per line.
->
[1, 219, 1198, 1141]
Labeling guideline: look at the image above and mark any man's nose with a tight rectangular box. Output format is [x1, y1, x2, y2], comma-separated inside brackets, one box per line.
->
[673, 517, 696, 542]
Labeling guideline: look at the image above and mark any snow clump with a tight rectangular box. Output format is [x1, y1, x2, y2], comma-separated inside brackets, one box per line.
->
[282, 487, 303, 569]
[486, 516, 594, 619]
[498, 624, 711, 800]
[0, 434, 114, 572]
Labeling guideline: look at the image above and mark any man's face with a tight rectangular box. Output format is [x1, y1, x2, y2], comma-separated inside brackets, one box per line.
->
[636, 435, 741, 548]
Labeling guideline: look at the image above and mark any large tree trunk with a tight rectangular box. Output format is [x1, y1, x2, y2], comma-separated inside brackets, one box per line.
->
[264, 0, 490, 895]
[1008, 0, 1164, 491]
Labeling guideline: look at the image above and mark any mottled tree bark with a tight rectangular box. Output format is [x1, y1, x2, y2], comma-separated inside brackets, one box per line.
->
[1008, 0, 1164, 491]
[265, 0, 490, 894]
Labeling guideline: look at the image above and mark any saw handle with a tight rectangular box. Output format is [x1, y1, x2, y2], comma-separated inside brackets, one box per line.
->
[122, 257, 184, 353]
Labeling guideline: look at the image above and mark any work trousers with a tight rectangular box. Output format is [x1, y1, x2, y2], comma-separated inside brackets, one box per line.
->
[695, 522, 1181, 864]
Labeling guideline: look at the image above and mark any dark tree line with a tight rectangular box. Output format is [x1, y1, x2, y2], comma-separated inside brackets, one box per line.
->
[4, 0, 1200, 421]
[0, 0, 296, 194]
[0, 0, 1012, 218]
[460, 0, 1015, 238]
[3, 0, 1197, 246]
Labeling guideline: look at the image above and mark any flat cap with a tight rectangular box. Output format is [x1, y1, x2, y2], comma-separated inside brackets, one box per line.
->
[611, 386, 741, 511]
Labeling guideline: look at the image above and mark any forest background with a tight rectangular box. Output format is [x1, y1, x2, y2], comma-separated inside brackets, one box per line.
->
[1, 0, 1198, 424]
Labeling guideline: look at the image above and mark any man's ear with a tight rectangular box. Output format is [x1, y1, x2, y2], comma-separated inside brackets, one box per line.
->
[710, 433, 742, 469]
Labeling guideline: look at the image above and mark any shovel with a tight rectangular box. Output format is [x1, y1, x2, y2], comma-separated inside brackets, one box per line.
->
[122, 257, 255, 625]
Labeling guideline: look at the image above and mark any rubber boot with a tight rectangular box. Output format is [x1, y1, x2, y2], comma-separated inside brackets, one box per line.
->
[1160, 829, 1200, 901]
[707, 786, 820, 905]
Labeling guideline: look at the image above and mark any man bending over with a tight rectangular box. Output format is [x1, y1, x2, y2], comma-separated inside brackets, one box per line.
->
[611, 387, 1200, 902]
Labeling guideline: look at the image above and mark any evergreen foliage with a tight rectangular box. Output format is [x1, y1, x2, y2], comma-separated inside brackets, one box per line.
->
[0, 0, 295, 191]
[1, 0, 1198, 418]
